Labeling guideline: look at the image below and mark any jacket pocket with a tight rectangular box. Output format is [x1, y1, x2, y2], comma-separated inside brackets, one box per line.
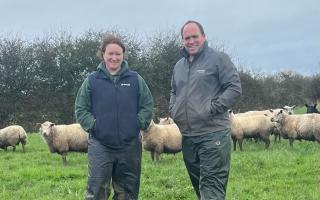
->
[199, 98, 213, 121]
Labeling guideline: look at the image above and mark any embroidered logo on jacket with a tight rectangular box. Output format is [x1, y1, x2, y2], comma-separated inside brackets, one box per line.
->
[196, 69, 206, 74]
[120, 83, 131, 87]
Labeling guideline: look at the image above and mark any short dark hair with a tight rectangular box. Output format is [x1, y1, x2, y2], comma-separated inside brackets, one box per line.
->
[97, 34, 126, 60]
[180, 20, 205, 38]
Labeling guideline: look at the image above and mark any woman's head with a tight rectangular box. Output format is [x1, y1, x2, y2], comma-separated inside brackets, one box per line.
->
[97, 34, 126, 74]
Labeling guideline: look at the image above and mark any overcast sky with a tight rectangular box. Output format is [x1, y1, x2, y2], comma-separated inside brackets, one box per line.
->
[1, 0, 319, 75]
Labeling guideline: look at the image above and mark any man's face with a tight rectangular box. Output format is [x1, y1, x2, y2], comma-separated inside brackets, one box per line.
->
[182, 23, 206, 55]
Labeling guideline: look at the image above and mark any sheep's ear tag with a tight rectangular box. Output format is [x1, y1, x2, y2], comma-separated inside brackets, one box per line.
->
[215, 140, 221, 146]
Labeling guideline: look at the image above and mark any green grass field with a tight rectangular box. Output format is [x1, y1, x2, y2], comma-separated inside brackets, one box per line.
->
[0, 107, 319, 200]
[1, 132, 319, 200]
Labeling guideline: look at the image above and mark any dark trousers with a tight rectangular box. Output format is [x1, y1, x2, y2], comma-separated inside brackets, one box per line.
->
[85, 136, 142, 200]
[182, 129, 231, 200]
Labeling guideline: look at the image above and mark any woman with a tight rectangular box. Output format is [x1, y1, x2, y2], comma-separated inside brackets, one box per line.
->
[75, 34, 154, 200]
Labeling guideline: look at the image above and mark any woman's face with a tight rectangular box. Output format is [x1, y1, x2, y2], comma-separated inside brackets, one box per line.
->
[103, 43, 124, 73]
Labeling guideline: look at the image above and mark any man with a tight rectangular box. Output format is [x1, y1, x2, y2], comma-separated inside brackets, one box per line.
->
[169, 21, 242, 200]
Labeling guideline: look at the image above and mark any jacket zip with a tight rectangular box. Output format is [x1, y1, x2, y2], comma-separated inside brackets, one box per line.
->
[114, 78, 121, 146]
[185, 60, 192, 133]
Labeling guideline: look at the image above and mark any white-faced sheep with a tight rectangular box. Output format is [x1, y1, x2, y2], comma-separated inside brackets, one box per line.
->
[39, 121, 88, 166]
[282, 105, 295, 115]
[0, 125, 27, 152]
[235, 106, 295, 117]
[229, 111, 275, 151]
[235, 110, 273, 117]
[158, 117, 175, 125]
[270, 106, 295, 142]
[141, 120, 181, 162]
[271, 110, 320, 146]
[235, 106, 295, 142]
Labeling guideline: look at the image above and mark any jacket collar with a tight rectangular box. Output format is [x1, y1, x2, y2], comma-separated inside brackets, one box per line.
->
[96, 61, 129, 79]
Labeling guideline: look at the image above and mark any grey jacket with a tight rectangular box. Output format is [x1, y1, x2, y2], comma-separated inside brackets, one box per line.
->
[169, 41, 242, 136]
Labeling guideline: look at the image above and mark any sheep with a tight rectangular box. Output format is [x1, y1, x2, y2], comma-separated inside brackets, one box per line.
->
[229, 110, 275, 151]
[141, 120, 182, 162]
[235, 109, 279, 142]
[0, 125, 27, 152]
[271, 110, 320, 147]
[158, 117, 175, 125]
[236, 106, 294, 117]
[270, 107, 295, 142]
[235, 106, 295, 142]
[305, 103, 319, 113]
[282, 105, 295, 115]
[39, 121, 88, 166]
[235, 110, 273, 117]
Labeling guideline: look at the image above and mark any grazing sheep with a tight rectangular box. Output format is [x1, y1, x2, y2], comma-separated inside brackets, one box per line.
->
[236, 106, 294, 117]
[305, 104, 319, 113]
[235, 110, 275, 143]
[229, 111, 275, 151]
[141, 120, 181, 162]
[270, 106, 295, 142]
[40, 121, 88, 166]
[0, 125, 27, 152]
[282, 105, 295, 115]
[236, 106, 295, 142]
[271, 110, 320, 146]
[235, 110, 273, 117]
[158, 117, 175, 125]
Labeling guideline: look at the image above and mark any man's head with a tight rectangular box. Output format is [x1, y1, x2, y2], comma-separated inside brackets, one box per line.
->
[181, 20, 206, 55]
